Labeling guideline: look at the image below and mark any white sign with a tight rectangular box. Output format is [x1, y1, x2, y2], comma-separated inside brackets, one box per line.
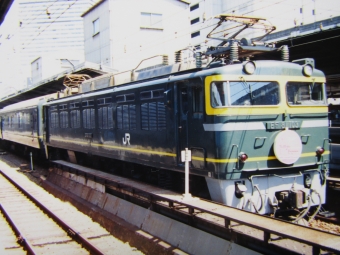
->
[273, 129, 302, 164]
[181, 149, 191, 162]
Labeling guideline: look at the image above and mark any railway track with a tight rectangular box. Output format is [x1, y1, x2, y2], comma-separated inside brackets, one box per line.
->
[48, 160, 340, 255]
[1, 150, 340, 255]
[0, 160, 143, 255]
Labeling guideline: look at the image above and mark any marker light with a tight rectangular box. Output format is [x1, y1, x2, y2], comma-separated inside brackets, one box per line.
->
[243, 61, 256, 74]
[316, 146, 325, 156]
[303, 64, 313, 77]
[239, 152, 248, 162]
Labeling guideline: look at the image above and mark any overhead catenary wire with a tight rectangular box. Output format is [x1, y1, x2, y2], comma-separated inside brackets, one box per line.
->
[22, 0, 80, 49]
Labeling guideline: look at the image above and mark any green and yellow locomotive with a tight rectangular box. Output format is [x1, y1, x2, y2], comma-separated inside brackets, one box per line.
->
[0, 15, 329, 216]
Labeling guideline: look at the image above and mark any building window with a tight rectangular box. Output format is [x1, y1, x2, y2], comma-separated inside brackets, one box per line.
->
[191, 31, 200, 38]
[191, 17, 199, 25]
[93, 18, 99, 36]
[141, 12, 162, 30]
[190, 4, 199, 11]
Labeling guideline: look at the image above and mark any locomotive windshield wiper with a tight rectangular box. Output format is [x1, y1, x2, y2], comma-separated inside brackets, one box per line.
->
[240, 77, 253, 104]
[309, 79, 315, 101]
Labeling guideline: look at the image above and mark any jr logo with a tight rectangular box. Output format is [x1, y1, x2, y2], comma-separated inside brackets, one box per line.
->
[122, 133, 130, 145]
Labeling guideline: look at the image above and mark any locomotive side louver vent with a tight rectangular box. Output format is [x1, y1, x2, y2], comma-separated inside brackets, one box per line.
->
[117, 105, 136, 130]
[141, 102, 166, 131]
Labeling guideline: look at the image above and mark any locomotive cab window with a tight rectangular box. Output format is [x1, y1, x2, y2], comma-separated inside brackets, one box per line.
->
[211, 81, 280, 107]
[286, 82, 326, 105]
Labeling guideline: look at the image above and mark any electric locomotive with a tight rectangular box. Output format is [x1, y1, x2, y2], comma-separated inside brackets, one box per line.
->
[0, 15, 330, 216]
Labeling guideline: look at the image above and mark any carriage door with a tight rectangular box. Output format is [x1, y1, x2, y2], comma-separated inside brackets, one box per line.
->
[176, 79, 206, 169]
[177, 82, 190, 163]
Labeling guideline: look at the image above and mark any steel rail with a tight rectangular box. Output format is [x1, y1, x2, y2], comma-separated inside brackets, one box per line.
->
[0, 203, 36, 254]
[0, 170, 106, 255]
[52, 160, 340, 255]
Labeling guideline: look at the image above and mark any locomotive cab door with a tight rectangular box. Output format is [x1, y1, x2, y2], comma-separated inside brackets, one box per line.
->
[176, 78, 206, 170]
[177, 82, 189, 162]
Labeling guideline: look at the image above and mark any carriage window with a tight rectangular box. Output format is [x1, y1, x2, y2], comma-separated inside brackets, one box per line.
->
[152, 89, 164, 98]
[18, 112, 23, 128]
[82, 100, 94, 107]
[286, 82, 326, 105]
[140, 89, 164, 100]
[59, 104, 67, 110]
[50, 112, 59, 128]
[211, 81, 280, 107]
[60, 111, 69, 128]
[70, 102, 80, 109]
[50, 105, 59, 128]
[98, 97, 112, 105]
[117, 94, 135, 103]
[140, 91, 152, 100]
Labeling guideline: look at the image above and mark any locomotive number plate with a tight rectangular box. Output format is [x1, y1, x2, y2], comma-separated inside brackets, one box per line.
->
[266, 121, 300, 130]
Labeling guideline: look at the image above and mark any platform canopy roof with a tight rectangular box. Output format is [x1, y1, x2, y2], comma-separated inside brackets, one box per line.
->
[0, 62, 114, 109]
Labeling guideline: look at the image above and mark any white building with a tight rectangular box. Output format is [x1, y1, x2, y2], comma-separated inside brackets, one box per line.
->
[0, 0, 100, 95]
[82, 0, 191, 71]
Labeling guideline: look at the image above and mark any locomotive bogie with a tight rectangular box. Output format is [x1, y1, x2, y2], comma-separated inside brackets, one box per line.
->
[206, 169, 326, 214]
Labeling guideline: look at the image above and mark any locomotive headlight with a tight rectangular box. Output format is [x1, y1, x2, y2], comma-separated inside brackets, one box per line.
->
[303, 64, 313, 77]
[243, 61, 256, 74]
[304, 174, 312, 188]
[316, 146, 325, 155]
[238, 152, 248, 162]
